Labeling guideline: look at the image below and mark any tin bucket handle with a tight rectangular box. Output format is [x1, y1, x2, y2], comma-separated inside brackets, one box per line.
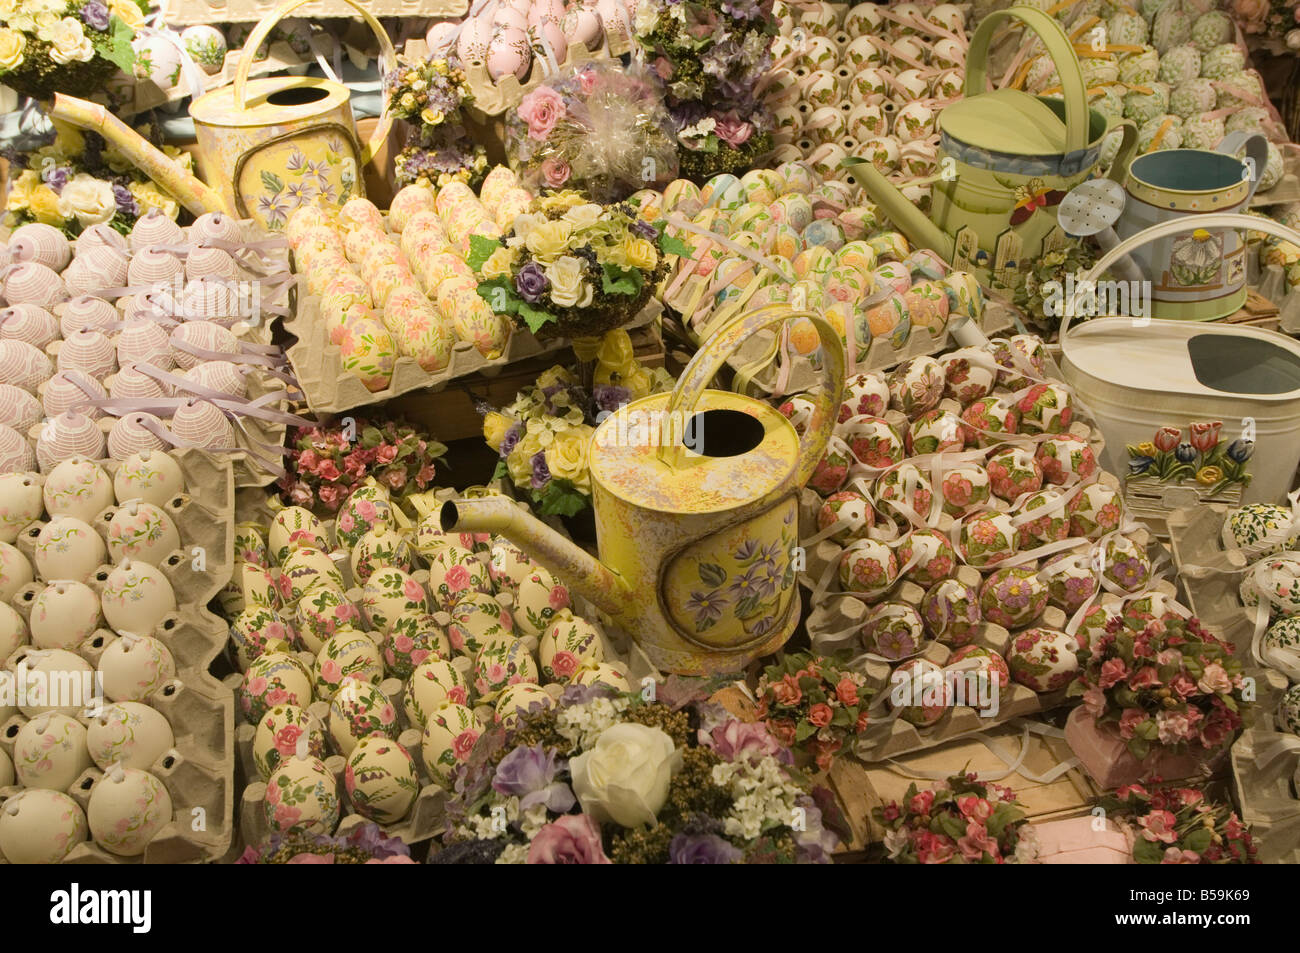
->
[965, 6, 1088, 154]
[233, 0, 396, 167]
[1217, 131, 1270, 205]
[1060, 212, 1300, 355]
[657, 304, 845, 487]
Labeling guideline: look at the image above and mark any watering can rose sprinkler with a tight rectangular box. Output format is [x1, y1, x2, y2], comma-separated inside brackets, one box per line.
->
[443, 306, 846, 676]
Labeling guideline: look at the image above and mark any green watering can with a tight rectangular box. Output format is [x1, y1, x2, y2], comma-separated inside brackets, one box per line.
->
[845, 5, 1137, 293]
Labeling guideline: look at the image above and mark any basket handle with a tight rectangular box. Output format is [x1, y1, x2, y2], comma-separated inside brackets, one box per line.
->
[965, 6, 1088, 154]
[232, 0, 396, 166]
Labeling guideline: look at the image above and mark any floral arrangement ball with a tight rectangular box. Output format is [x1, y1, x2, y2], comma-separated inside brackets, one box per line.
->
[889, 657, 949, 726]
[1016, 383, 1072, 435]
[1016, 488, 1072, 549]
[1040, 551, 1099, 613]
[839, 372, 890, 421]
[839, 538, 899, 600]
[907, 408, 966, 456]
[958, 512, 1018, 568]
[817, 490, 874, 544]
[986, 446, 1042, 502]
[1007, 627, 1079, 693]
[937, 463, 991, 517]
[1067, 482, 1124, 539]
[263, 756, 339, 837]
[948, 645, 1012, 704]
[921, 578, 982, 647]
[862, 602, 928, 659]
[888, 356, 945, 419]
[808, 435, 854, 495]
[1100, 535, 1152, 594]
[238, 651, 313, 724]
[1036, 435, 1097, 485]
[253, 704, 326, 782]
[978, 567, 1048, 629]
[960, 395, 1020, 447]
[897, 528, 956, 587]
[939, 346, 997, 404]
[345, 737, 420, 824]
[838, 416, 904, 469]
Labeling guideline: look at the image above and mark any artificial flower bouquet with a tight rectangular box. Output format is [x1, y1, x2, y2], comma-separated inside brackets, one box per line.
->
[1096, 783, 1259, 864]
[237, 822, 416, 864]
[1228, 0, 1300, 50]
[278, 416, 448, 516]
[0, 0, 140, 101]
[468, 189, 686, 340]
[385, 53, 489, 191]
[756, 652, 873, 771]
[1070, 615, 1252, 762]
[508, 62, 678, 203]
[428, 681, 843, 864]
[874, 772, 1037, 864]
[633, 0, 776, 180]
[5, 123, 185, 235]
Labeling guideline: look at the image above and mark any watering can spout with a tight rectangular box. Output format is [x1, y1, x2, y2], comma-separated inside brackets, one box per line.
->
[842, 157, 954, 263]
[440, 498, 635, 625]
[49, 94, 231, 218]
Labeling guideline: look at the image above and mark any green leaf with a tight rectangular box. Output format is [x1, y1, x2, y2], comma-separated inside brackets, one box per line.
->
[517, 300, 556, 334]
[260, 170, 284, 195]
[794, 720, 817, 742]
[1184, 828, 1213, 853]
[830, 706, 853, 727]
[98, 16, 136, 74]
[1132, 838, 1164, 864]
[1127, 737, 1150, 761]
[938, 814, 966, 840]
[532, 479, 589, 517]
[476, 279, 520, 316]
[601, 263, 643, 296]
[467, 235, 503, 273]
[698, 562, 727, 587]
[659, 231, 693, 258]
[360, 426, 383, 449]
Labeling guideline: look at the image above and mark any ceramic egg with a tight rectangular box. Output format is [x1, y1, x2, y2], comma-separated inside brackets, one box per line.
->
[281, 546, 346, 603]
[0, 668, 15, 723]
[861, 602, 927, 659]
[897, 528, 957, 587]
[181, 24, 227, 72]
[0, 539, 32, 599]
[1263, 616, 1300, 676]
[949, 644, 1012, 705]
[344, 736, 419, 824]
[100, 561, 177, 637]
[421, 703, 482, 786]
[428, 545, 493, 611]
[229, 606, 299, 671]
[816, 490, 874, 545]
[906, 409, 966, 457]
[381, 620, 449, 680]
[263, 755, 339, 836]
[1245, 556, 1300, 617]
[14, 713, 92, 791]
[1036, 435, 1097, 486]
[495, 683, 555, 728]
[992, 335, 1047, 390]
[1279, 683, 1300, 734]
[487, 539, 533, 595]
[86, 701, 175, 772]
[838, 538, 899, 599]
[293, 589, 363, 655]
[269, 506, 329, 565]
[959, 396, 1021, 448]
[887, 356, 945, 419]
[312, 631, 384, 701]
[1122, 591, 1186, 626]
[889, 657, 949, 726]
[31, 579, 101, 649]
[513, 567, 570, 638]
[978, 566, 1049, 630]
[958, 512, 1018, 568]
[233, 522, 270, 569]
[33, 516, 104, 582]
[238, 651, 312, 724]
[98, 634, 175, 703]
[486, 27, 530, 81]
[360, 567, 432, 633]
[41, 458, 111, 523]
[0, 472, 43, 542]
[328, 676, 400, 756]
[106, 501, 181, 566]
[0, 789, 87, 863]
[219, 560, 277, 618]
[838, 415, 904, 469]
[0, 602, 26, 659]
[12, 646, 95, 718]
[1222, 503, 1295, 554]
[404, 656, 470, 728]
[335, 487, 392, 550]
[1004, 627, 1078, 693]
[1100, 535, 1152, 594]
[1067, 482, 1124, 538]
[570, 663, 631, 693]
[920, 577, 981, 648]
[113, 451, 184, 508]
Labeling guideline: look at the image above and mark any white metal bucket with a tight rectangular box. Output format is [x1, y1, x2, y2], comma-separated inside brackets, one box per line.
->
[1061, 214, 1300, 513]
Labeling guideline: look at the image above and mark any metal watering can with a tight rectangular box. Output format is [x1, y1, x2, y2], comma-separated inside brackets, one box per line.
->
[49, 0, 394, 231]
[442, 306, 845, 675]
[844, 5, 1136, 292]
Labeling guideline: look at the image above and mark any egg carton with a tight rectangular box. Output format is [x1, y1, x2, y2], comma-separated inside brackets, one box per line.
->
[1230, 727, 1300, 864]
[285, 292, 661, 415]
[159, 0, 467, 25]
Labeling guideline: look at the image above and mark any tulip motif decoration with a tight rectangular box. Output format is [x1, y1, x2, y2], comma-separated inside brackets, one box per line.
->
[1125, 421, 1253, 496]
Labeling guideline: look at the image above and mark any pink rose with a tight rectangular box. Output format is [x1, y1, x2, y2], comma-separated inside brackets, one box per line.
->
[808, 702, 832, 728]
[909, 790, 935, 815]
[1128, 667, 1161, 690]
[1169, 674, 1197, 699]
[298, 450, 319, 469]
[317, 461, 340, 481]
[445, 564, 471, 592]
[1118, 707, 1147, 739]
[1082, 687, 1107, 719]
[288, 483, 312, 506]
[517, 86, 566, 141]
[376, 445, 398, 464]
[527, 814, 612, 864]
[577, 67, 597, 94]
[956, 796, 992, 821]
[403, 579, 426, 603]
[1197, 662, 1232, 695]
[714, 113, 753, 148]
[452, 729, 479, 760]
[1156, 710, 1192, 745]
[653, 56, 673, 80]
[318, 484, 344, 510]
[1162, 847, 1200, 864]
[1139, 810, 1178, 844]
[551, 650, 578, 679]
[384, 468, 407, 491]
[540, 156, 571, 188]
[958, 821, 999, 862]
[914, 831, 956, 864]
[549, 586, 570, 611]
[1099, 658, 1128, 689]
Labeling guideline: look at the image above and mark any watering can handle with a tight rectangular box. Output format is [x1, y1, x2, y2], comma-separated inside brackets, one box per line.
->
[1060, 212, 1300, 351]
[1217, 131, 1270, 205]
[965, 6, 1088, 154]
[1105, 119, 1138, 184]
[657, 304, 845, 486]
[233, 0, 396, 167]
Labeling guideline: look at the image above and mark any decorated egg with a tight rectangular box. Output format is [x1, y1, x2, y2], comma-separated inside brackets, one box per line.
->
[404, 656, 470, 727]
[268, 506, 328, 565]
[335, 487, 392, 550]
[936, 463, 991, 517]
[0, 472, 44, 542]
[1067, 482, 1124, 538]
[0, 789, 87, 863]
[839, 415, 904, 469]
[98, 634, 175, 703]
[229, 606, 299, 672]
[34, 516, 104, 582]
[889, 657, 948, 726]
[1039, 551, 1098, 614]
[421, 703, 482, 785]
[897, 528, 957, 587]
[473, 636, 539, 701]
[958, 512, 1018, 568]
[495, 682, 556, 728]
[808, 435, 853, 495]
[959, 396, 1021, 447]
[570, 662, 631, 692]
[263, 755, 339, 836]
[1007, 627, 1079, 693]
[1036, 435, 1097, 486]
[428, 545, 493, 611]
[279, 546, 345, 604]
[349, 526, 415, 584]
[938, 347, 997, 404]
[360, 567, 432, 633]
[30, 579, 101, 649]
[874, 463, 933, 520]
[861, 602, 927, 659]
[14, 713, 92, 791]
[42, 458, 112, 522]
[1222, 503, 1294, 554]
[446, 590, 515, 656]
[328, 676, 400, 757]
[1016, 383, 1073, 435]
[293, 589, 363, 654]
[978, 566, 1048, 629]
[838, 538, 899, 599]
[1100, 535, 1152, 594]
[12, 647, 93, 718]
[238, 651, 312, 724]
[948, 645, 1012, 704]
[1278, 683, 1300, 734]
[816, 490, 874, 545]
[0, 539, 32, 600]
[86, 701, 175, 772]
[253, 704, 327, 782]
[887, 356, 945, 419]
[381, 619, 449, 681]
[921, 577, 981, 647]
[538, 613, 603, 682]
[100, 561, 177, 637]
[487, 539, 533, 594]
[513, 567, 570, 638]
[344, 736, 419, 824]
[312, 631, 384, 701]
[906, 408, 965, 456]
[88, 766, 173, 856]
[986, 446, 1043, 502]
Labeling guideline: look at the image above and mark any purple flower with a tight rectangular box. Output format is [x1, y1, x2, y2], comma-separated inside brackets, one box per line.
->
[530, 451, 551, 489]
[669, 833, 743, 864]
[792, 798, 838, 864]
[515, 261, 548, 303]
[630, 219, 658, 241]
[704, 719, 791, 765]
[113, 183, 138, 216]
[721, 0, 760, 18]
[491, 745, 576, 812]
[43, 165, 70, 192]
[592, 384, 632, 414]
[499, 422, 522, 459]
[80, 0, 109, 30]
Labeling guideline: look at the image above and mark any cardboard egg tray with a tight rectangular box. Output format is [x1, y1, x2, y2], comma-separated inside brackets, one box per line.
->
[159, 0, 466, 25]
[0, 449, 234, 863]
[285, 292, 661, 415]
[1230, 728, 1300, 864]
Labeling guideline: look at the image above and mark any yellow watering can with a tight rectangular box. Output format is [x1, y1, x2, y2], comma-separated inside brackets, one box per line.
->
[442, 306, 845, 675]
[49, 0, 394, 231]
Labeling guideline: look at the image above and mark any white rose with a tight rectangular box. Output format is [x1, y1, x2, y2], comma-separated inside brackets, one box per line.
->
[0, 28, 25, 71]
[633, 0, 658, 35]
[510, 211, 547, 242]
[544, 255, 593, 309]
[47, 17, 93, 65]
[0, 0, 17, 20]
[28, 0, 69, 15]
[57, 173, 116, 226]
[569, 722, 681, 828]
[34, 10, 58, 39]
[561, 203, 602, 232]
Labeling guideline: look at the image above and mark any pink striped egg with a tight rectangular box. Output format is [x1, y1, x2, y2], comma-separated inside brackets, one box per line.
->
[115, 321, 173, 370]
[126, 249, 183, 287]
[129, 209, 185, 251]
[36, 412, 105, 472]
[108, 362, 170, 401]
[185, 246, 239, 281]
[0, 383, 42, 431]
[169, 321, 237, 370]
[41, 370, 107, 418]
[107, 413, 169, 460]
[8, 223, 71, 272]
[71, 245, 130, 286]
[189, 212, 242, 246]
[0, 305, 59, 349]
[3, 262, 67, 309]
[59, 296, 118, 338]
[55, 329, 117, 378]
[0, 424, 35, 474]
[169, 399, 233, 448]
[180, 278, 242, 321]
[122, 289, 177, 323]
[75, 224, 129, 257]
[184, 360, 245, 398]
[0, 339, 55, 394]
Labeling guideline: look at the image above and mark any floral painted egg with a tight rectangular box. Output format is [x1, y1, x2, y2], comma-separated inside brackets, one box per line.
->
[447, 590, 515, 656]
[238, 651, 312, 724]
[938, 347, 997, 405]
[0, 601, 26, 659]
[421, 703, 482, 785]
[1222, 503, 1293, 553]
[312, 631, 384, 701]
[570, 663, 631, 692]
[1067, 482, 1124, 538]
[473, 636, 539, 702]
[838, 373, 890, 423]
[269, 506, 329, 565]
[889, 657, 949, 726]
[808, 435, 854, 495]
[874, 463, 933, 521]
[13, 713, 92, 791]
[43, 457, 113, 523]
[1278, 683, 1300, 734]
[539, 613, 603, 682]
[0, 471, 44, 543]
[906, 408, 965, 456]
[486, 539, 533, 595]
[1040, 551, 1098, 614]
[0, 789, 87, 863]
[960, 395, 1021, 447]
[360, 568, 432, 633]
[328, 676, 400, 756]
[991, 335, 1047, 391]
[979, 567, 1048, 629]
[495, 682, 556, 728]
[514, 567, 570, 638]
[1016, 383, 1073, 435]
[986, 446, 1043, 502]
[897, 528, 957, 588]
[281, 547, 346, 604]
[350, 526, 415, 584]
[921, 577, 982, 647]
[816, 490, 874, 544]
[381, 620, 449, 680]
[1100, 535, 1152, 594]
[779, 395, 820, 436]
[838, 416, 904, 469]
[105, 501, 180, 566]
[1073, 601, 1123, 655]
[428, 545, 493, 611]
[1122, 591, 1186, 627]
[902, 281, 949, 339]
[263, 755, 339, 836]
[1263, 615, 1300, 670]
[335, 487, 392, 550]
[1243, 556, 1300, 617]
[941, 271, 984, 323]
[86, 766, 173, 856]
[345, 737, 419, 824]
[34, 516, 104, 583]
[887, 356, 945, 419]
[838, 538, 899, 599]
[1007, 627, 1079, 693]
[1036, 435, 1097, 486]
[233, 522, 270, 568]
[86, 701, 174, 773]
[99, 560, 177, 637]
[293, 589, 364, 655]
[252, 704, 326, 782]
[948, 644, 1012, 704]
[1015, 488, 1072, 549]
[937, 464, 991, 517]
[862, 602, 928, 659]
[30, 579, 101, 650]
[959, 512, 1018, 568]
[404, 656, 470, 727]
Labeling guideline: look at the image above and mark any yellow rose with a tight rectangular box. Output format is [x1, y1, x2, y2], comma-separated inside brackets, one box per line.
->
[482, 411, 513, 452]
[561, 203, 602, 231]
[1196, 466, 1223, 486]
[479, 245, 516, 280]
[524, 220, 573, 263]
[545, 427, 593, 491]
[537, 190, 586, 213]
[595, 329, 635, 379]
[28, 0, 69, 14]
[0, 0, 17, 20]
[1137, 442, 1157, 456]
[47, 16, 93, 64]
[129, 181, 179, 220]
[535, 366, 574, 391]
[0, 28, 26, 72]
[505, 446, 533, 487]
[7, 12, 32, 31]
[35, 11, 59, 40]
[50, 121, 84, 157]
[615, 237, 658, 271]
[109, 0, 144, 29]
[28, 184, 64, 226]
[544, 255, 592, 308]
[5, 169, 39, 212]
[420, 107, 445, 125]
[57, 173, 115, 226]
